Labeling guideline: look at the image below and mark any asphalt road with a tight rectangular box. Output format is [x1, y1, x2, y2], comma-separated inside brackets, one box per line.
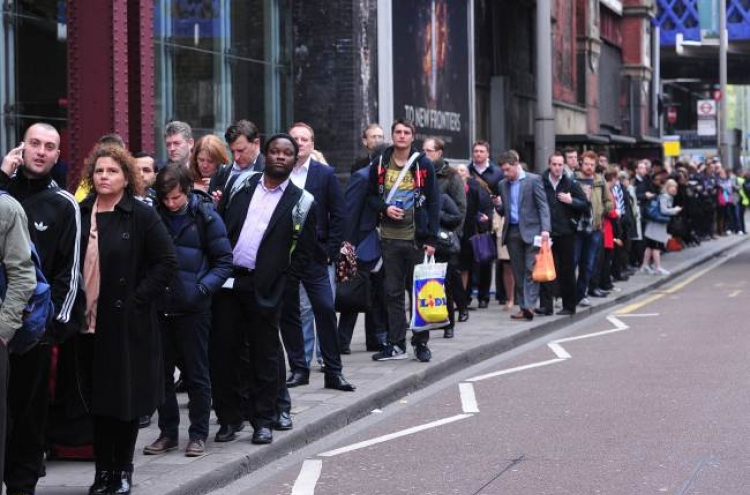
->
[220, 243, 750, 495]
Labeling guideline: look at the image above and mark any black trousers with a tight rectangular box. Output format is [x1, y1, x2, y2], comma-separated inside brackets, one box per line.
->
[337, 268, 388, 350]
[381, 239, 429, 347]
[4, 344, 51, 494]
[92, 415, 138, 472]
[540, 234, 576, 312]
[210, 278, 286, 429]
[435, 254, 462, 327]
[158, 312, 212, 441]
[280, 261, 342, 374]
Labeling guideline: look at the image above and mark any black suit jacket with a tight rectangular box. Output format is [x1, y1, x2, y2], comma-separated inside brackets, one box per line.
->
[208, 154, 265, 196]
[302, 160, 346, 262]
[220, 174, 316, 311]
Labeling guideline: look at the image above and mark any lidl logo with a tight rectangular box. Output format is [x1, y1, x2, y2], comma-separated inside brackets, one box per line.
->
[416, 279, 447, 320]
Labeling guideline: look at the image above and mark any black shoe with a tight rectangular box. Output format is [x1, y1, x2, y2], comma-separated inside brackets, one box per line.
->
[251, 427, 273, 445]
[556, 308, 575, 316]
[89, 470, 114, 495]
[533, 308, 553, 316]
[324, 373, 356, 391]
[214, 422, 244, 442]
[511, 309, 534, 321]
[413, 343, 432, 362]
[109, 471, 132, 495]
[138, 415, 151, 429]
[588, 288, 608, 298]
[443, 327, 454, 339]
[340, 343, 351, 355]
[285, 370, 310, 388]
[458, 310, 469, 322]
[478, 300, 489, 309]
[273, 411, 293, 431]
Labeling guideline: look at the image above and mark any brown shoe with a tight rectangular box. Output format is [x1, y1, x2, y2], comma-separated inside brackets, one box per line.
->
[143, 435, 178, 455]
[185, 439, 205, 457]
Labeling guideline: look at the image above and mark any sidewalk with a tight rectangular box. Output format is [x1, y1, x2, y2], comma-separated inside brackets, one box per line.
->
[38, 234, 748, 495]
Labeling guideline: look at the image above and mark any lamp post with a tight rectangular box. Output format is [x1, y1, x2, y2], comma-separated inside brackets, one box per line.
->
[719, 0, 730, 168]
[534, 0, 555, 173]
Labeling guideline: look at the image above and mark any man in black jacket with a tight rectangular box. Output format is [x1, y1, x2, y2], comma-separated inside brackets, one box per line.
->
[0, 122, 83, 495]
[212, 134, 316, 445]
[539, 152, 588, 316]
[351, 124, 385, 174]
[467, 140, 503, 308]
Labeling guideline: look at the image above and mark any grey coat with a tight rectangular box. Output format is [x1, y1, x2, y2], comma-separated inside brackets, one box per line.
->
[496, 172, 551, 244]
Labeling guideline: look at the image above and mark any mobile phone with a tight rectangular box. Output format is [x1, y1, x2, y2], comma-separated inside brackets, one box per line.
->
[16, 142, 25, 158]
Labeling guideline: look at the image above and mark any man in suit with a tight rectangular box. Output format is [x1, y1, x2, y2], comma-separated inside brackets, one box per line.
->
[494, 151, 551, 321]
[280, 122, 354, 392]
[538, 152, 588, 316]
[337, 162, 389, 353]
[165, 121, 194, 168]
[212, 134, 316, 445]
[351, 124, 385, 174]
[209, 120, 265, 200]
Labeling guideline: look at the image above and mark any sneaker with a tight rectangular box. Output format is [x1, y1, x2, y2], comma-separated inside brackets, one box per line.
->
[654, 267, 670, 276]
[372, 343, 407, 361]
[578, 297, 591, 307]
[639, 266, 655, 275]
[143, 435, 178, 455]
[185, 439, 205, 457]
[413, 343, 432, 362]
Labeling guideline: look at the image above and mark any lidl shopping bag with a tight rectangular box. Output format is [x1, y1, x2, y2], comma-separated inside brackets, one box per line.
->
[410, 255, 449, 331]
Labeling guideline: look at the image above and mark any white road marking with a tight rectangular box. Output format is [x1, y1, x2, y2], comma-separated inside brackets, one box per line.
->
[617, 313, 660, 317]
[728, 289, 741, 298]
[466, 358, 566, 382]
[291, 459, 323, 495]
[459, 383, 479, 413]
[547, 342, 572, 359]
[317, 414, 473, 457]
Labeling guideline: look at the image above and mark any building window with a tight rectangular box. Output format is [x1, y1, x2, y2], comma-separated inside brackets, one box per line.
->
[153, 0, 292, 158]
[1, 0, 68, 154]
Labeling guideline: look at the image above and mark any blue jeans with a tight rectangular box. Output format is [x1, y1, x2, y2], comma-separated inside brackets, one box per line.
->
[574, 230, 603, 302]
[158, 312, 212, 441]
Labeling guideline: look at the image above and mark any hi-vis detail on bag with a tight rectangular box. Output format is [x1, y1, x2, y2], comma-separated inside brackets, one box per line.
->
[410, 255, 449, 331]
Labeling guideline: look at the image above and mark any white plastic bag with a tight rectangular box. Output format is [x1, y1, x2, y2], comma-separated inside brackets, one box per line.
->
[410, 255, 449, 331]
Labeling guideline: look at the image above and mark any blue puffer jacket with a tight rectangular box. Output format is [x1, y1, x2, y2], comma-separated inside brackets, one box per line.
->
[157, 193, 233, 315]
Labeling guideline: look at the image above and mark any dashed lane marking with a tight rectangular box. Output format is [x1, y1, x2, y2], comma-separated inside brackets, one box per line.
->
[459, 383, 480, 413]
[291, 460, 323, 495]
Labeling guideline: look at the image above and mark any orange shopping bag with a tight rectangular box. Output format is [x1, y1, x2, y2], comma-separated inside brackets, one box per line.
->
[532, 238, 556, 283]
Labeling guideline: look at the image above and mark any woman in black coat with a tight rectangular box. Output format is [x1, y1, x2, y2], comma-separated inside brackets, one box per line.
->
[78, 145, 177, 495]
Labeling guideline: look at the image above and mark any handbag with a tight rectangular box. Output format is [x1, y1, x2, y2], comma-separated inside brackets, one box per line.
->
[646, 198, 670, 224]
[470, 232, 495, 263]
[335, 271, 371, 313]
[435, 229, 460, 256]
[532, 238, 556, 283]
[356, 230, 381, 264]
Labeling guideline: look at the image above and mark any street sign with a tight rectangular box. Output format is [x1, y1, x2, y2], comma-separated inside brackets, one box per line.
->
[698, 119, 717, 136]
[697, 99, 716, 117]
[663, 136, 681, 157]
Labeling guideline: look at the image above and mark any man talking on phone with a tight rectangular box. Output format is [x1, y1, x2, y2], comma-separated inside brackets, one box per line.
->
[367, 119, 439, 363]
[1, 122, 83, 495]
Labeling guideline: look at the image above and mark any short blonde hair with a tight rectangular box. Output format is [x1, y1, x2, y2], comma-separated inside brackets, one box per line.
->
[662, 178, 678, 194]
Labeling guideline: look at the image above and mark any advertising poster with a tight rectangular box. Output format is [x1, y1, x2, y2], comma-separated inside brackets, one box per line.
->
[392, 0, 470, 157]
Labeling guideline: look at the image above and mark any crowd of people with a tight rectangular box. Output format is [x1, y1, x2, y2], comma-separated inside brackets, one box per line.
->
[0, 117, 747, 495]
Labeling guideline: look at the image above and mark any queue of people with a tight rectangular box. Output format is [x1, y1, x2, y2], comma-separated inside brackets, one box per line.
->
[0, 118, 746, 495]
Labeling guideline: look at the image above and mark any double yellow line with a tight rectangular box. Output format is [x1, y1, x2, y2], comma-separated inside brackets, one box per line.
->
[617, 256, 736, 315]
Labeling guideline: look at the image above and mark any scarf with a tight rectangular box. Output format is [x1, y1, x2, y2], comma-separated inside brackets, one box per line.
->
[82, 202, 101, 334]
